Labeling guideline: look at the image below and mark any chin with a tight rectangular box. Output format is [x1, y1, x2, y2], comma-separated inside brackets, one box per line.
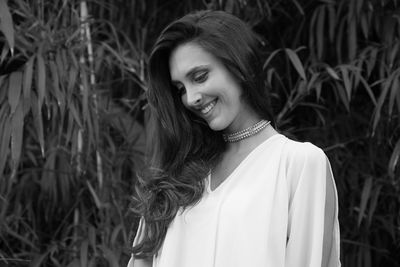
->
[207, 119, 228, 132]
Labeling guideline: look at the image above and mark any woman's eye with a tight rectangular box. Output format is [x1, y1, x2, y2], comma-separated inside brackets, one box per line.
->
[193, 72, 208, 83]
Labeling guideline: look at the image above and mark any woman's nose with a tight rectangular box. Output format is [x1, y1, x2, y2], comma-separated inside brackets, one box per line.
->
[185, 89, 202, 107]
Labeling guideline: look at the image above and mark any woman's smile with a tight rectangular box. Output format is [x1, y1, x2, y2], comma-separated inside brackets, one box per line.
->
[200, 99, 217, 115]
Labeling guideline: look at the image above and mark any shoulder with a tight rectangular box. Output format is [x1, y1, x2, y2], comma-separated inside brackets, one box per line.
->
[282, 137, 327, 167]
[281, 137, 329, 192]
[281, 137, 331, 202]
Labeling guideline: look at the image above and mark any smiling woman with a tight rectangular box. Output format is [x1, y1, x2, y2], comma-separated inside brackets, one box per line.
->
[128, 10, 341, 267]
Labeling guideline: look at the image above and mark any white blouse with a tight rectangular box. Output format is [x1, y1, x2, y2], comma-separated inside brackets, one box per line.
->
[128, 134, 341, 267]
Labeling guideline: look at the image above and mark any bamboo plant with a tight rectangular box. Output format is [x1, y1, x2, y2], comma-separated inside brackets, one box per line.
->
[0, 0, 145, 266]
[0, 0, 399, 266]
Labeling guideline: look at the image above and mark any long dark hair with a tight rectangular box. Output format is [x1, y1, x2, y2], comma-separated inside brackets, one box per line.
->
[132, 10, 274, 258]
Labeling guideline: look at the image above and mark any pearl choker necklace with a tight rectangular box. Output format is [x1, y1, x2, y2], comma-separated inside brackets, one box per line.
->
[222, 120, 271, 143]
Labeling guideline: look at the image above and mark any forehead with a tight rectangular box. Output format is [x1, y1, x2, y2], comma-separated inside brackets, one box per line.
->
[169, 42, 217, 81]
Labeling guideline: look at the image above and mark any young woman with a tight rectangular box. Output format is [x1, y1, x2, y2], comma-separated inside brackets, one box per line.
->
[128, 10, 341, 267]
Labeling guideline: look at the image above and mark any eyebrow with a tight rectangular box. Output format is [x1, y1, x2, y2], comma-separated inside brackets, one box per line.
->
[171, 65, 209, 84]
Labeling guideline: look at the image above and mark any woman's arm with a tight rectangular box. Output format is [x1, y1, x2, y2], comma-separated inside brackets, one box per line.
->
[285, 143, 341, 267]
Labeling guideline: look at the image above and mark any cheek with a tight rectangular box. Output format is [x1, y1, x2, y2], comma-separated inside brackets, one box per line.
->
[181, 95, 190, 109]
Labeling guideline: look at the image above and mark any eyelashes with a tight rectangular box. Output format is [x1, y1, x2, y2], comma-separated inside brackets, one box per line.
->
[193, 71, 208, 83]
[172, 70, 209, 96]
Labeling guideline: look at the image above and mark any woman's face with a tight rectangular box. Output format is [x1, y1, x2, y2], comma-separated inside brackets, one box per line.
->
[169, 42, 258, 133]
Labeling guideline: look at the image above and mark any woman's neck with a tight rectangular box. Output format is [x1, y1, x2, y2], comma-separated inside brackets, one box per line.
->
[225, 124, 278, 153]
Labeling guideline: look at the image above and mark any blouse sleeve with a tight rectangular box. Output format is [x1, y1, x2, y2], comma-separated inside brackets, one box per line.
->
[285, 143, 341, 267]
[127, 217, 152, 267]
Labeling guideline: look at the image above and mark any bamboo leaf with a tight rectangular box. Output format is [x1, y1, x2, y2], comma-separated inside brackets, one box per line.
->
[266, 68, 275, 86]
[309, 7, 317, 59]
[388, 138, 400, 179]
[31, 92, 45, 157]
[56, 50, 65, 80]
[86, 108, 94, 151]
[69, 100, 83, 128]
[23, 57, 34, 115]
[0, 0, 15, 54]
[0, 112, 11, 176]
[348, 17, 357, 60]
[316, 6, 325, 59]
[263, 49, 281, 70]
[307, 72, 319, 92]
[80, 239, 89, 267]
[326, 66, 340, 80]
[396, 78, 400, 113]
[49, 59, 64, 112]
[0, 74, 5, 89]
[327, 4, 335, 42]
[57, 153, 71, 206]
[361, 14, 369, 39]
[67, 67, 78, 104]
[373, 75, 392, 133]
[315, 82, 322, 101]
[367, 48, 378, 78]
[359, 76, 377, 105]
[36, 51, 46, 108]
[336, 18, 345, 62]
[367, 185, 381, 226]
[41, 150, 56, 201]
[8, 71, 22, 114]
[340, 67, 352, 100]
[81, 71, 89, 123]
[111, 224, 123, 246]
[388, 73, 399, 116]
[14, 0, 30, 18]
[358, 176, 373, 227]
[1, 42, 9, 62]
[88, 225, 96, 253]
[86, 181, 102, 209]
[297, 80, 307, 94]
[11, 100, 23, 169]
[336, 83, 350, 111]
[0, 75, 7, 102]
[383, 16, 395, 46]
[389, 42, 399, 68]
[84, 103, 95, 150]
[292, 0, 304, 15]
[71, 127, 78, 156]
[285, 48, 306, 80]
[65, 110, 74, 144]
[94, 45, 105, 73]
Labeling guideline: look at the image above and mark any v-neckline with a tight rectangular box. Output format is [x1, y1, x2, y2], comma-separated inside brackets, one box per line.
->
[207, 133, 283, 193]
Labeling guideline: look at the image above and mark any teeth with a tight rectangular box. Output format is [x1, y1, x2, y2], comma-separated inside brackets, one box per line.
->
[201, 100, 216, 114]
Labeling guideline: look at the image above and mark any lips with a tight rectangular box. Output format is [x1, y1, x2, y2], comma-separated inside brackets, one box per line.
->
[200, 99, 217, 115]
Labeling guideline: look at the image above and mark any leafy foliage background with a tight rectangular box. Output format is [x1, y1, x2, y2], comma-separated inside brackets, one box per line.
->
[0, 0, 399, 266]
